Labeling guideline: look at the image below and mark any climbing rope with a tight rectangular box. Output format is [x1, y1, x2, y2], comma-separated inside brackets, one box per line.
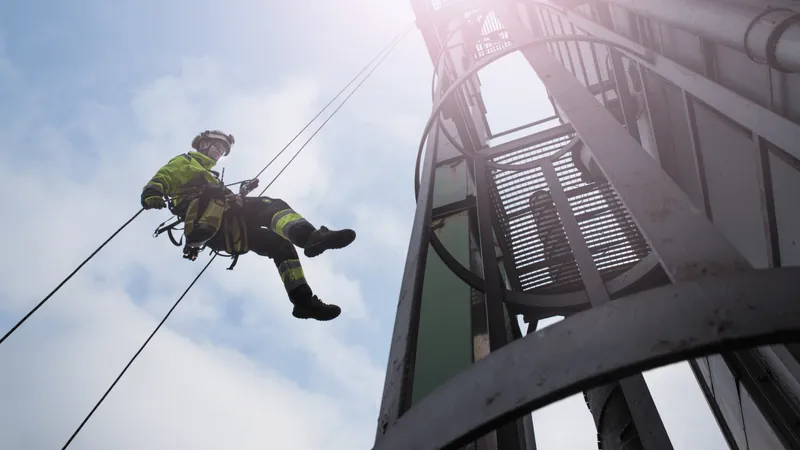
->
[57, 23, 413, 449]
[0, 208, 145, 346]
[60, 254, 217, 450]
[249, 21, 415, 185]
[0, 22, 413, 349]
[257, 23, 414, 196]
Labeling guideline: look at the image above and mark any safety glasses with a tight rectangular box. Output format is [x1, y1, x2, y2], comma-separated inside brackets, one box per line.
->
[206, 141, 229, 160]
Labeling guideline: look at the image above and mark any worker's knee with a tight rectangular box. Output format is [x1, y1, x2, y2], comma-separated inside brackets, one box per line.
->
[249, 229, 298, 262]
[270, 240, 298, 263]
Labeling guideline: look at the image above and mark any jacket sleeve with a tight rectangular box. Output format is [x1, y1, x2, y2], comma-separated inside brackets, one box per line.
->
[141, 156, 185, 198]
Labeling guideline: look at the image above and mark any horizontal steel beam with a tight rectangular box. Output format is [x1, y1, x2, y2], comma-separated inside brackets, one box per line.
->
[504, 289, 589, 315]
[432, 195, 477, 220]
[372, 267, 800, 450]
[484, 122, 575, 159]
[489, 115, 561, 140]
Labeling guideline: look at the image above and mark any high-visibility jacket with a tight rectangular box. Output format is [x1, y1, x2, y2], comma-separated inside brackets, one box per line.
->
[141, 151, 227, 215]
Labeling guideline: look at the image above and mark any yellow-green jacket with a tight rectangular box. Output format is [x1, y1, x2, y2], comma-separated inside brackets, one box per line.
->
[140, 151, 226, 215]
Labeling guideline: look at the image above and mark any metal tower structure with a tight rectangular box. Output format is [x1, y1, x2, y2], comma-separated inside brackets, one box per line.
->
[374, 0, 800, 449]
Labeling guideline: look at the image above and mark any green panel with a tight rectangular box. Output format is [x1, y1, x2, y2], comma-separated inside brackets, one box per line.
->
[411, 211, 473, 405]
[432, 159, 469, 208]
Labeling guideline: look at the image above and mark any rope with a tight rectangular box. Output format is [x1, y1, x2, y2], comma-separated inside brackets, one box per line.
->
[257, 24, 413, 196]
[61, 254, 216, 450]
[248, 23, 413, 184]
[0, 23, 413, 349]
[0, 208, 145, 346]
[58, 23, 413, 448]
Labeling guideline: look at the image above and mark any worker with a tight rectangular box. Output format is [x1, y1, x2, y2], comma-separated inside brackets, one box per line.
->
[139, 130, 356, 321]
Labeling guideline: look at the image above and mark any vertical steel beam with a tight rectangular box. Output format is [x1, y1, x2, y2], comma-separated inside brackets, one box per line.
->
[531, 3, 800, 448]
[375, 118, 440, 441]
[473, 159, 512, 352]
[593, 3, 642, 141]
[542, 159, 673, 450]
[540, 160, 611, 304]
[435, 10, 533, 450]
[382, 3, 534, 449]
[545, 4, 800, 161]
[510, 39, 751, 280]
[474, 156, 526, 450]
[376, 17, 454, 436]
[753, 133, 782, 268]
[681, 91, 713, 220]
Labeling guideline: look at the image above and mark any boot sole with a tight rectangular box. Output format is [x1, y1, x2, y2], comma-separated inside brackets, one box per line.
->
[304, 230, 356, 258]
[292, 308, 341, 321]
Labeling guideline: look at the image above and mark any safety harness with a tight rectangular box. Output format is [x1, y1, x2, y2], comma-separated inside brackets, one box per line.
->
[153, 177, 258, 271]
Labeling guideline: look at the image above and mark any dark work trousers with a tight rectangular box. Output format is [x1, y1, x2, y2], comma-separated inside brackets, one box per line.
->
[205, 196, 314, 293]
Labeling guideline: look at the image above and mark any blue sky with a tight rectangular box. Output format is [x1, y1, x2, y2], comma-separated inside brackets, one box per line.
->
[0, 0, 730, 449]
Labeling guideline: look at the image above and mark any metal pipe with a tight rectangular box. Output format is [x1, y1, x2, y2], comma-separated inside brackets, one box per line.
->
[597, 0, 800, 73]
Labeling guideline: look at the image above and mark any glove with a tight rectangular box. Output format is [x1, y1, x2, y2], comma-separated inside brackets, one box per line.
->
[244, 179, 259, 190]
[142, 195, 166, 210]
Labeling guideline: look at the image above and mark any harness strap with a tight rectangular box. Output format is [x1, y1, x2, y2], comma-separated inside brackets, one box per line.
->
[153, 186, 247, 271]
[167, 227, 183, 247]
[226, 254, 240, 271]
[153, 217, 185, 247]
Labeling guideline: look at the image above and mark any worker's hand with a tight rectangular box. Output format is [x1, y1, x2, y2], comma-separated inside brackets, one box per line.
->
[244, 178, 259, 190]
[142, 195, 166, 210]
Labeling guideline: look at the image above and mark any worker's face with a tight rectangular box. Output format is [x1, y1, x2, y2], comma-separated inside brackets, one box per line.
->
[204, 141, 229, 161]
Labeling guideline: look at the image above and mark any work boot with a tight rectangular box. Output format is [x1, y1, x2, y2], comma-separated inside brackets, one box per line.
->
[289, 285, 341, 321]
[303, 226, 356, 258]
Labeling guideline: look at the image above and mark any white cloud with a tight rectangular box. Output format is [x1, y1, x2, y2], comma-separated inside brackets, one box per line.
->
[0, 31, 19, 81]
[0, 50, 389, 450]
[352, 203, 413, 262]
[0, 3, 745, 449]
[644, 363, 729, 449]
[0, 283, 373, 450]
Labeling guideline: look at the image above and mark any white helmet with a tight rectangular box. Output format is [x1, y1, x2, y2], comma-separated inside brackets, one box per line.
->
[191, 130, 235, 156]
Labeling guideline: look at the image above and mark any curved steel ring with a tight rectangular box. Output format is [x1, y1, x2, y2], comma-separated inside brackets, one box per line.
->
[428, 231, 485, 292]
[416, 34, 651, 196]
[373, 267, 800, 450]
[416, 34, 652, 186]
[416, 35, 651, 305]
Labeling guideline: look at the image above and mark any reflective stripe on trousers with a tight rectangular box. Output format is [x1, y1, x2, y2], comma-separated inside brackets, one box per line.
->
[270, 208, 309, 240]
[278, 259, 306, 292]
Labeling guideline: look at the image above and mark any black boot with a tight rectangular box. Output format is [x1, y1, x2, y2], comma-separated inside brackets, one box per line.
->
[303, 226, 356, 258]
[289, 285, 341, 321]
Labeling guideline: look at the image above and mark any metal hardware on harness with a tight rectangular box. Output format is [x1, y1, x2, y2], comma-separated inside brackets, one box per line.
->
[183, 245, 202, 261]
[151, 179, 260, 269]
[219, 179, 259, 271]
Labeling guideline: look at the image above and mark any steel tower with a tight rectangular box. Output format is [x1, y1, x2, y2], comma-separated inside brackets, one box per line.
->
[374, 1, 800, 449]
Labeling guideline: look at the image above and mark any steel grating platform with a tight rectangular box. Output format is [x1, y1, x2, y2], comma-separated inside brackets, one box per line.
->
[487, 129, 651, 294]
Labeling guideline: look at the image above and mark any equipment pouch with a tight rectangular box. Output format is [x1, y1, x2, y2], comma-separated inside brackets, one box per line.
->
[183, 192, 226, 248]
[224, 213, 249, 255]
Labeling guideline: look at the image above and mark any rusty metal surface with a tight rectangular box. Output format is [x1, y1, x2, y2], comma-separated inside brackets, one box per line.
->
[375, 75, 445, 443]
[512, 42, 751, 281]
[542, 2, 800, 160]
[386, 2, 800, 450]
[372, 267, 800, 450]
